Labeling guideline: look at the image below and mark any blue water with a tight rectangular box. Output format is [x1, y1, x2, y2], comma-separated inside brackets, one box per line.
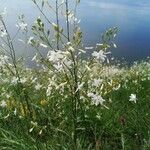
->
[1, 0, 150, 63]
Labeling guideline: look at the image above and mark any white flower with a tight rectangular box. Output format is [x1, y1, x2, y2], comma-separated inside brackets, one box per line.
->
[68, 12, 78, 24]
[47, 51, 64, 63]
[18, 39, 25, 44]
[63, 59, 72, 68]
[6, 94, 11, 99]
[14, 108, 17, 115]
[85, 47, 94, 50]
[28, 37, 34, 45]
[31, 78, 37, 84]
[40, 43, 48, 48]
[87, 92, 105, 106]
[20, 77, 27, 84]
[129, 94, 137, 103]
[31, 53, 38, 62]
[92, 78, 102, 87]
[75, 82, 84, 93]
[53, 62, 63, 71]
[0, 55, 9, 67]
[11, 77, 19, 85]
[113, 43, 117, 48]
[46, 86, 52, 96]
[68, 46, 74, 51]
[16, 22, 28, 30]
[0, 100, 7, 108]
[92, 50, 106, 62]
[56, 82, 67, 90]
[35, 83, 42, 90]
[0, 29, 7, 37]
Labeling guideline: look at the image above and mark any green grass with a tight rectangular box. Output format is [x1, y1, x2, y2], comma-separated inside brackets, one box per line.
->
[0, 60, 150, 150]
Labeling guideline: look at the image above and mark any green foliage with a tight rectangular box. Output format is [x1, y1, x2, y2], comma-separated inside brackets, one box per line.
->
[0, 0, 150, 149]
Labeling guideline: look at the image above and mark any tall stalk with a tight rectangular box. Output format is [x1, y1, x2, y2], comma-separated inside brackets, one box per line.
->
[55, 0, 60, 50]
[65, 1, 80, 148]
[0, 17, 33, 120]
[65, 0, 70, 42]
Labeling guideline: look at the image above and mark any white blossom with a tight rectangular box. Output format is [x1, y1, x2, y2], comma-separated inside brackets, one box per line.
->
[14, 108, 17, 115]
[11, 77, 19, 85]
[68, 46, 74, 51]
[92, 78, 102, 87]
[20, 77, 27, 84]
[47, 50, 64, 63]
[31, 53, 38, 62]
[92, 50, 107, 62]
[28, 37, 34, 45]
[35, 83, 42, 90]
[63, 59, 72, 68]
[0, 100, 7, 108]
[87, 92, 105, 106]
[46, 86, 52, 96]
[16, 22, 28, 31]
[40, 43, 48, 48]
[0, 55, 9, 67]
[75, 82, 84, 93]
[0, 29, 7, 37]
[129, 94, 137, 103]
[85, 47, 94, 50]
[53, 62, 63, 71]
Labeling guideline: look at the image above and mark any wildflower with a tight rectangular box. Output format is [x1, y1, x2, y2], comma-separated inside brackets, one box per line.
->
[96, 113, 101, 119]
[129, 94, 137, 103]
[11, 77, 19, 85]
[28, 37, 34, 45]
[79, 49, 86, 53]
[92, 50, 106, 62]
[113, 84, 121, 91]
[18, 39, 25, 44]
[0, 55, 9, 67]
[92, 78, 102, 87]
[68, 46, 74, 52]
[75, 82, 84, 93]
[29, 121, 38, 132]
[47, 50, 64, 63]
[85, 47, 94, 50]
[87, 92, 105, 106]
[56, 82, 67, 90]
[31, 53, 38, 62]
[40, 43, 48, 48]
[20, 77, 27, 84]
[0, 29, 7, 37]
[63, 59, 72, 68]
[14, 108, 17, 115]
[113, 43, 117, 48]
[46, 86, 52, 96]
[66, 42, 71, 45]
[68, 12, 78, 24]
[31, 121, 38, 126]
[35, 83, 42, 90]
[31, 77, 37, 83]
[6, 94, 11, 99]
[16, 22, 28, 31]
[0, 100, 7, 108]
[85, 65, 91, 71]
[53, 62, 63, 71]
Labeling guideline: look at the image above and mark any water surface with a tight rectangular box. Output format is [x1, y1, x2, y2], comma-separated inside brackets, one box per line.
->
[1, 0, 150, 65]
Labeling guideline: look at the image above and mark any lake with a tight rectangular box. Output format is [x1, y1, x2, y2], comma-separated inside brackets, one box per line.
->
[1, 0, 150, 65]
